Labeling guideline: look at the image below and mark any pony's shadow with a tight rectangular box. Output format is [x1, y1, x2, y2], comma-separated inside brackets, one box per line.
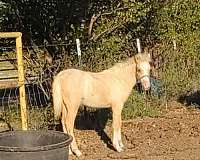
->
[52, 108, 114, 150]
[178, 90, 200, 108]
[76, 108, 113, 149]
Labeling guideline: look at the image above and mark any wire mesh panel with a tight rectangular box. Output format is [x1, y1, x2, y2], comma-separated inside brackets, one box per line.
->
[0, 32, 28, 130]
[0, 35, 72, 130]
[0, 62, 54, 130]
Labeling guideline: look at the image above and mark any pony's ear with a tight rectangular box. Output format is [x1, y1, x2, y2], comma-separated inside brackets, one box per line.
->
[134, 53, 142, 63]
[147, 53, 151, 58]
[149, 59, 154, 67]
[144, 49, 151, 60]
[144, 48, 151, 59]
[148, 53, 151, 59]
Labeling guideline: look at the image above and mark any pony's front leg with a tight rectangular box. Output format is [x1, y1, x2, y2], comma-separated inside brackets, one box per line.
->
[112, 105, 124, 152]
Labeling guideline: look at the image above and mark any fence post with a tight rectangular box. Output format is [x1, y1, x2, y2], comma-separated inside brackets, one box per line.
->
[173, 39, 177, 50]
[76, 38, 81, 66]
[136, 38, 141, 53]
[16, 33, 28, 130]
[0, 32, 28, 130]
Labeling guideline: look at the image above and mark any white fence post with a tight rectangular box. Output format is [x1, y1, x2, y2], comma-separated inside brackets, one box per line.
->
[136, 38, 141, 53]
[76, 39, 81, 66]
[173, 39, 177, 50]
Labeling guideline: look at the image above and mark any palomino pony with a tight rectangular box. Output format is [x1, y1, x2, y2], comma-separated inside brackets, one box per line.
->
[52, 53, 151, 156]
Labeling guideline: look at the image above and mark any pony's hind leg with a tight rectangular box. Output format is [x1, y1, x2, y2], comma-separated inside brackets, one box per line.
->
[63, 103, 82, 157]
[112, 104, 124, 152]
[61, 108, 73, 155]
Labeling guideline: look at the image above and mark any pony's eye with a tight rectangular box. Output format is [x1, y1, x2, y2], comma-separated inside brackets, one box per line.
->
[137, 69, 141, 72]
[149, 61, 154, 67]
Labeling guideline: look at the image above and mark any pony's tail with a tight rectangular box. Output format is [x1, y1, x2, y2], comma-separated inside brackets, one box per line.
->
[52, 76, 62, 120]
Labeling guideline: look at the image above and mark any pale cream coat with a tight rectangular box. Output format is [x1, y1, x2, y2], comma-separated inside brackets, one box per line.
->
[52, 53, 151, 156]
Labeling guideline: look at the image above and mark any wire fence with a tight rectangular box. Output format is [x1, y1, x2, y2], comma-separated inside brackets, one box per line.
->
[0, 40, 134, 130]
[0, 57, 53, 106]
[0, 42, 57, 130]
[0, 36, 100, 130]
[0, 39, 200, 131]
[0, 74, 54, 130]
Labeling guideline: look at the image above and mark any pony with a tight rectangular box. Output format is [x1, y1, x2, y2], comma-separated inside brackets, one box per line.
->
[52, 53, 151, 156]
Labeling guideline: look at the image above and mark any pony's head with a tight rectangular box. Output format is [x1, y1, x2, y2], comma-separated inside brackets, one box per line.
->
[134, 53, 151, 91]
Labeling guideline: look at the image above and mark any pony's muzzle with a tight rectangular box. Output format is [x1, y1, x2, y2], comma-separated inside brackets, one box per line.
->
[140, 76, 150, 91]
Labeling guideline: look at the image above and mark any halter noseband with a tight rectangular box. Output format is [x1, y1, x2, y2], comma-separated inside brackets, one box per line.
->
[137, 75, 150, 83]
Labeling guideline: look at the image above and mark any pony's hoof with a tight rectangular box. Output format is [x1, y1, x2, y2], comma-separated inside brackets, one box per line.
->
[119, 142, 124, 149]
[73, 149, 82, 157]
[114, 145, 123, 153]
[116, 147, 123, 153]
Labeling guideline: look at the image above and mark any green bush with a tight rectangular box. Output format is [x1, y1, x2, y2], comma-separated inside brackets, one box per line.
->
[123, 90, 160, 120]
[150, 0, 200, 99]
[154, 43, 200, 99]
[0, 2, 10, 30]
[1, 0, 200, 121]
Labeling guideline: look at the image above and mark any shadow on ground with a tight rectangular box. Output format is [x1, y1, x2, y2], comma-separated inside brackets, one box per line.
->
[178, 90, 200, 108]
[52, 108, 114, 150]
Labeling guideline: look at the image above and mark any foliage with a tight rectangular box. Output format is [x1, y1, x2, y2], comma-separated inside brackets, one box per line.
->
[0, 105, 54, 130]
[0, 0, 151, 56]
[0, 0, 200, 121]
[149, 0, 200, 99]
[153, 43, 200, 99]
[123, 90, 160, 119]
[0, 1, 10, 30]
[153, 0, 200, 41]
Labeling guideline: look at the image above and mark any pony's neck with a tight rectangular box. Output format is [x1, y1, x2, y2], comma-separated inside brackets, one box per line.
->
[106, 57, 137, 87]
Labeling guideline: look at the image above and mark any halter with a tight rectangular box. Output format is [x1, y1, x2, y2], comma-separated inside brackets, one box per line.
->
[133, 55, 150, 83]
[137, 75, 150, 83]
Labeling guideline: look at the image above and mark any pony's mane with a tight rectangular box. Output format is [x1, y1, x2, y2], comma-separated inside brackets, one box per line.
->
[102, 53, 150, 73]
[109, 57, 135, 71]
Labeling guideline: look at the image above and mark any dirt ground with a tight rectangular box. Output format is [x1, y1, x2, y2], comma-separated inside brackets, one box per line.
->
[70, 102, 200, 160]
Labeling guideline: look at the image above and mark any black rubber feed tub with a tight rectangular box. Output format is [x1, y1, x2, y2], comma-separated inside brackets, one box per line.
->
[0, 130, 72, 160]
